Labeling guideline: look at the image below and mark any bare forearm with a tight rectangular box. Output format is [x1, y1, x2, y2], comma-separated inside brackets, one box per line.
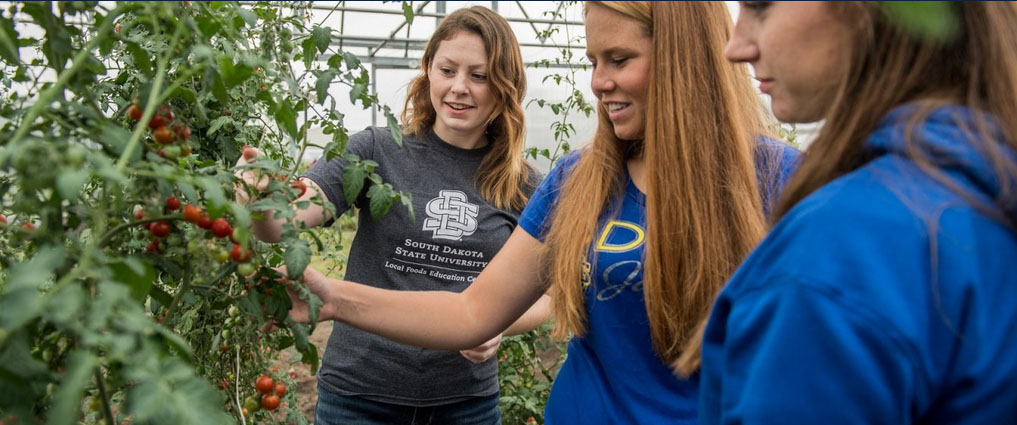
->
[250, 209, 286, 243]
[326, 279, 510, 350]
[503, 294, 551, 336]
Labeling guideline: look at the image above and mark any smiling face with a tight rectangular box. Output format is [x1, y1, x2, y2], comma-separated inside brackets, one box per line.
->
[426, 31, 495, 147]
[725, 1, 853, 123]
[584, 4, 653, 141]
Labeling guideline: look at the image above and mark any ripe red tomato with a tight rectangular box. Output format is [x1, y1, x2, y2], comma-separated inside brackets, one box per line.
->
[145, 240, 161, 253]
[219, 379, 229, 390]
[197, 213, 213, 229]
[165, 196, 180, 211]
[149, 221, 171, 238]
[260, 394, 280, 411]
[210, 218, 232, 238]
[174, 124, 191, 140]
[148, 114, 166, 130]
[273, 382, 286, 397]
[230, 244, 251, 263]
[21, 222, 35, 230]
[291, 180, 307, 198]
[127, 104, 143, 121]
[255, 375, 274, 394]
[182, 204, 201, 223]
[242, 146, 258, 160]
[0, 214, 6, 223]
[153, 126, 174, 145]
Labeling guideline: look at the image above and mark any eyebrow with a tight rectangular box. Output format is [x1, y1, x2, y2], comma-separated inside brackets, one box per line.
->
[585, 46, 640, 60]
[434, 56, 487, 70]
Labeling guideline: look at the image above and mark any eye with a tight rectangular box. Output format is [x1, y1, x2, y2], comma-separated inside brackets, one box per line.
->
[471, 73, 488, 82]
[611, 57, 628, 66]
[439, 67, 454, 76]
[741, 1, 771, 14]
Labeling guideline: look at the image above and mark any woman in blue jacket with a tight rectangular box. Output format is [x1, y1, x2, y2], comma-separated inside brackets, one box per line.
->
[702, 2, 1017, 424]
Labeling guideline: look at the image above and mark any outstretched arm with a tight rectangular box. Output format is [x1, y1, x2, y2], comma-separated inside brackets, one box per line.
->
[288, 226, 547, 350]
[233, 147, 331, 242]
[459, 293, 552, 364]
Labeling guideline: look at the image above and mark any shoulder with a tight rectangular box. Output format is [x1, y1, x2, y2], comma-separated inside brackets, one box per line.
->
[754, 136, 801, 174]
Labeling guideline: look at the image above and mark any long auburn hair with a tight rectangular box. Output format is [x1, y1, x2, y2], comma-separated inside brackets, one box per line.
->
[402, 6, 532, 211]
[774, 2, 1017, 230]
[544, 1, 769, 376]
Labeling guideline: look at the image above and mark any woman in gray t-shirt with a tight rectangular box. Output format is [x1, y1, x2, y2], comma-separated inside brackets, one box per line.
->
[234, 6, 547, 425]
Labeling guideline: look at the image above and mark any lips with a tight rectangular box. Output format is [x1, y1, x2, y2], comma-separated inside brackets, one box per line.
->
[445, 101, 474, 111]
[756, 78, 775, 94]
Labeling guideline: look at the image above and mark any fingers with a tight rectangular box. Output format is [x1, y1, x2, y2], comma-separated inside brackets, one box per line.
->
[459, 334, 503, 363]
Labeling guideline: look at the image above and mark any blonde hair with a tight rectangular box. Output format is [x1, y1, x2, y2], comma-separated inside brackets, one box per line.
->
[401, 6, 533, 211]
[544, 1, 769, 376]
[775, 2, 1017, 230]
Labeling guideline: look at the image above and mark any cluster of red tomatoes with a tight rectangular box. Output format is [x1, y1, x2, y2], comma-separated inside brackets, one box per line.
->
[241, 374, 286, 415]
[126, 101, 193, 159]
[136, 197, 253, 272]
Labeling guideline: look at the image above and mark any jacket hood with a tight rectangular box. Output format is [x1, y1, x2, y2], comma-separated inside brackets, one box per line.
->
[867, 105, 1017, 216]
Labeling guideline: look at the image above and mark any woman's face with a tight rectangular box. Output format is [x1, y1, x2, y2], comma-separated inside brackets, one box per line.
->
[585, 4, 653, 141]
[427, 31, 495, 143]
[725, 1, 853, 123]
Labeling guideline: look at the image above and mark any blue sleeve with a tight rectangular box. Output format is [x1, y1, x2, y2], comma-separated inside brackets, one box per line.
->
[701, 280, 919, 425]
[753, 138, 801, 217]
[518, 151, 581, 241]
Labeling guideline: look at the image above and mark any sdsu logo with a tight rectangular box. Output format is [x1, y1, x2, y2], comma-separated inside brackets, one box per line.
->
[423, 190, 479, 240]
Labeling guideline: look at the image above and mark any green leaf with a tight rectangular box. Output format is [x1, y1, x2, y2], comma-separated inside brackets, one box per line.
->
[402, 2, 415, 25]
[367, 184, 395, 219]
[0, 16, 20, 64]
[98, 123, 140, 163]
[301, 37, 316, 69]
[343, 52, 361, 69]
[109, 257, 157, 303]
[341, 162, 368, 205]
[45, 350, 97, 425]
[314, 70, 336, 104]
[218, 57, 253, 88]
[207, 116, 232, 136]
[248, 197, 292, 215]
[275, 98, 298, 139]
[0, 247, 65, 330]
[197, 177, 227, 214]
[399, 191, 415, 223]
[312, 26, 333, 53]
[879, 1, 960, 42]
[237, 7, 258, 27]
[55, 168, 89, 201]
[385, 109, 402, 147]
[284, 239, 311, 279]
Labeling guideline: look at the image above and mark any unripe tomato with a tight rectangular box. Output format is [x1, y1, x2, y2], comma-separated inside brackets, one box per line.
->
[149, 221, 171, 238]
[228, 305, 240, 317]
[244, 396, 260, 413]
[165, 196, 181, 211]
[210, 218, 232, 238]
[162, 145, 181, 160]
[237, 262, 256, 276]
[256, 375, 274, 394]
[145, 240, 161, 253]
[153, 126, 175, 144]
[215, 248, 230, 263]
[260, 394, 280, 411]
[128, 104, 143, 121]
[273, 382, 286, 397]
[180, 143, 192, 157]
[134, 208, 145, 220]
[182, 203, 202, 223]
[197, 213, 213, 229]
[291, 180, 307, 198]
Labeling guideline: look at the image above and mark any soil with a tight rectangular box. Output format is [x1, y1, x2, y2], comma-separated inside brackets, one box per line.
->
[275, 320, 332, 420]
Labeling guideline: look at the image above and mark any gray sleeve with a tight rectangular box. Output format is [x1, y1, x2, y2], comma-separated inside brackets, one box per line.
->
[303, 127, 377, 215]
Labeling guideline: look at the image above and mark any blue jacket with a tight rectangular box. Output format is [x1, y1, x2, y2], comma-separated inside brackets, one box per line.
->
[700, 106, 1017, 425]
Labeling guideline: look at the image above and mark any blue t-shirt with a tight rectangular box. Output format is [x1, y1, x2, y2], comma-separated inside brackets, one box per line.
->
[519, 139, 799, 424]
[700, 106, 1017, 424]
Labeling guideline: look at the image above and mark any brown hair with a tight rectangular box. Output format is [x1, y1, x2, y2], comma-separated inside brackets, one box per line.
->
[402, 6, 533, 211]
[775, 2, 1017, 230]
[544, 1, 769, 376]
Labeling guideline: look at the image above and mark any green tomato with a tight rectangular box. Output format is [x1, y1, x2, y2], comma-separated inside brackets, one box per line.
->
[244, 396, 261, 413]
[162, 145, 181, 160]
[228, 305, 240, 318]
[237, 262, 256, 277]
[216, 249, 230, 263]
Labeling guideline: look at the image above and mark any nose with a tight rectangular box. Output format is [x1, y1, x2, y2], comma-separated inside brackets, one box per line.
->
[590, 66, 615, 98]
[724, 17, 758, 64]
[450, 73, 469, 95]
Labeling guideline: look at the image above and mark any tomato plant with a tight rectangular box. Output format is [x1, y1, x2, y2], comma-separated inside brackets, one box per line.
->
[0, 2, 411, 424]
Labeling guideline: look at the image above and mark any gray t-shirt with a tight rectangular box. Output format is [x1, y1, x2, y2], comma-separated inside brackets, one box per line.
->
[304, 126, 539, 406]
